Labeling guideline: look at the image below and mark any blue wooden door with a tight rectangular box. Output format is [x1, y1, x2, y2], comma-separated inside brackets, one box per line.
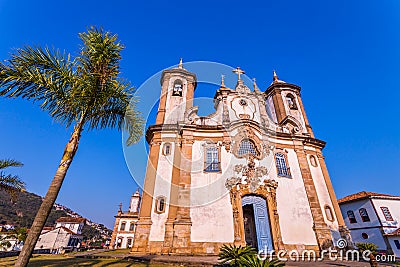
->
[242, 195, 273, 253]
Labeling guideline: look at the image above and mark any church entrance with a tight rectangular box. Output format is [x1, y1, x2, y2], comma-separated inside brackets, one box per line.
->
[242, 195, 273, 252]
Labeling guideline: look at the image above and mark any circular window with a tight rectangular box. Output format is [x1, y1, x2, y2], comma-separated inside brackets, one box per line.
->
[361, 233, 369, 239]
[239, 99, 247, 106]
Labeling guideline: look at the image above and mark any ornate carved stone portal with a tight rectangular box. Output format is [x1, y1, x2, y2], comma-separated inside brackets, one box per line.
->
[225, 156, 284, 251]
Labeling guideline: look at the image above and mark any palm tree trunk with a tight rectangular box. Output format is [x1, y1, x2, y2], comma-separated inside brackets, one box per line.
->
[15, 122, 84, 267]
[369, 254, 378, 267]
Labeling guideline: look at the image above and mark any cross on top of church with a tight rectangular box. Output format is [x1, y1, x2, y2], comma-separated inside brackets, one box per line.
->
[232, 67, 245, 81]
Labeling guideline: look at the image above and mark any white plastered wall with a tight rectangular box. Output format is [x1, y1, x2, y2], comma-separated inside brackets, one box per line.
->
[272, 148, 318, 245]
[190, 140, 235, 242]
[308, 153, 340, 238]
[149, 142, 174, 241]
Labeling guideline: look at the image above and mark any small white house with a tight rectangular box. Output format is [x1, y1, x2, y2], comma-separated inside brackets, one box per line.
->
[34, 217, 85, 253]
[55, 217, 85, 234]
[339, 191, 400, 257]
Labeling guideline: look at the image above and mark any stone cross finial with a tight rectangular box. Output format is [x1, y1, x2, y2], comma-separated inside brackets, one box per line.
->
[232, 67, 245, 81]
[221, 74, 226, 87]
[252, 78, 260, 92]
[118, 202, 122, 212]
[178, 58, 183, 69]
[273, 70, 279, 82]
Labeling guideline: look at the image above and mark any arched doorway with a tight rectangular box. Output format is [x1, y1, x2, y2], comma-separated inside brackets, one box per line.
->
[242, 195, 273, 252]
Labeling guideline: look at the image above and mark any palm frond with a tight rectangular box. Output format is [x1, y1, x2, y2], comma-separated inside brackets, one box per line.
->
[0, 159, 25, 199]
[0, 172, 25, 196]
[219, 244, 257, 266]
[0, 46, 79, 126]
[0, 159, 23, 169]
[241, 255, 285, 267]
[356, 242, 378, 254]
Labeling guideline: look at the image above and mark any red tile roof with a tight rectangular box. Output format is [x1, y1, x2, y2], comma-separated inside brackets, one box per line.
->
[55, 217, 86, 223]
[59, 226, 79, 235]
[385, 228, 400, 236]
[338, 191, 399, 204]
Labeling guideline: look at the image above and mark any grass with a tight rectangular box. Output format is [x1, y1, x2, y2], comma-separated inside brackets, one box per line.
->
[0, 255, 168, 267]
[99, 249, 131, 255]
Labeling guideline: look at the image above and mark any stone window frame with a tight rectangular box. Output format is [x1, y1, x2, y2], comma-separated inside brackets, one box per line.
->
[309, 154, 318, 167]
[120, 221, 126, 231]
[162, 142, 172, 156]
[274, 149, 291, 178]
[380, 207, 394, 221]
[172, 79, 183, 96]
[129, 222, 135, 231]
[155, 195, 167, 214]
[237, 139, 260, 158]
[286, 93, 298, 110]
[203, 142, 221, 173]
[359, 208, 371, 222]
[231, 127, 265, 160]
[324, 205, 335, 222]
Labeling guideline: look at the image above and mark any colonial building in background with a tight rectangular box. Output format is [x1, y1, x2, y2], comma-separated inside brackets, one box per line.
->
[132, 61, 350, 255]
[110, 190, 141, 249]
[34, 217, 85, 254]
[339, 191, 400, 258]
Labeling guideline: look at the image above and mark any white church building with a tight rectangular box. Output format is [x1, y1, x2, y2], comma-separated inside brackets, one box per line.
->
[110, 190, 141, 249]
[131, 61, 350, 255]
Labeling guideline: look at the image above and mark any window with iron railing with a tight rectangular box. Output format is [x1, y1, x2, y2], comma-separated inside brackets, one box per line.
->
[275, 153, 291, 178]
[204, 146, 220, 172]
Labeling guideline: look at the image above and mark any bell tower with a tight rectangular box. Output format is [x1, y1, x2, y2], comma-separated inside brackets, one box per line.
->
[156, 59, 197, 125]
[129, 189, 141, 213]
[265, 71, 314, 137]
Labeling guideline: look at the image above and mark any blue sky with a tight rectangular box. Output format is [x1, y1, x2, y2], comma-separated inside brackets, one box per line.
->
[0, 0, 399, 228]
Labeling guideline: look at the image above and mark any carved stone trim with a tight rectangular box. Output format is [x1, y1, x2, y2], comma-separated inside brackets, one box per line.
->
[228, 180, 285, 250]
[231, 127, 270, 160]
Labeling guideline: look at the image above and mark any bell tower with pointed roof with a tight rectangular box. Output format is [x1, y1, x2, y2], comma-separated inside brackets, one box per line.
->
[265, 70, 314, 137]
[155, 59, 197, 125]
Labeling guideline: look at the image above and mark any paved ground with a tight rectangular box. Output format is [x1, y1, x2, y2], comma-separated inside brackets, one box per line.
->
[74, 250, 398, 266]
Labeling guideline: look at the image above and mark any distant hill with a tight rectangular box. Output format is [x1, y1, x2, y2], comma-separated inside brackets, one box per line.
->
[0, 190, 112, 240]
[0, 190, 67, 227]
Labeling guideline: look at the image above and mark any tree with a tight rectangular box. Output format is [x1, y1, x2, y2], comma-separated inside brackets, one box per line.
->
[356, 242, 378, 267]
[218, 244, 257, 267]
[0, 27, 143, 266]
[241, 255, 285, 267]
[6, 227, 28, 243]
[0, 159, 25, 199]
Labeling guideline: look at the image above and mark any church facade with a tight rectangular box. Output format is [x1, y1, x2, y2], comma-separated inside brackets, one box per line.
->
[132, 61, 349, 255]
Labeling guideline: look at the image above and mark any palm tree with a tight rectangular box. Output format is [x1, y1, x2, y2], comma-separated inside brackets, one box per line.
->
[0, 159, 25, 198]
[218, 244, 257, 266]
[0, 27, 143, 266]
[356, 242, 378, 267]
[241, 255, 285, 267]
